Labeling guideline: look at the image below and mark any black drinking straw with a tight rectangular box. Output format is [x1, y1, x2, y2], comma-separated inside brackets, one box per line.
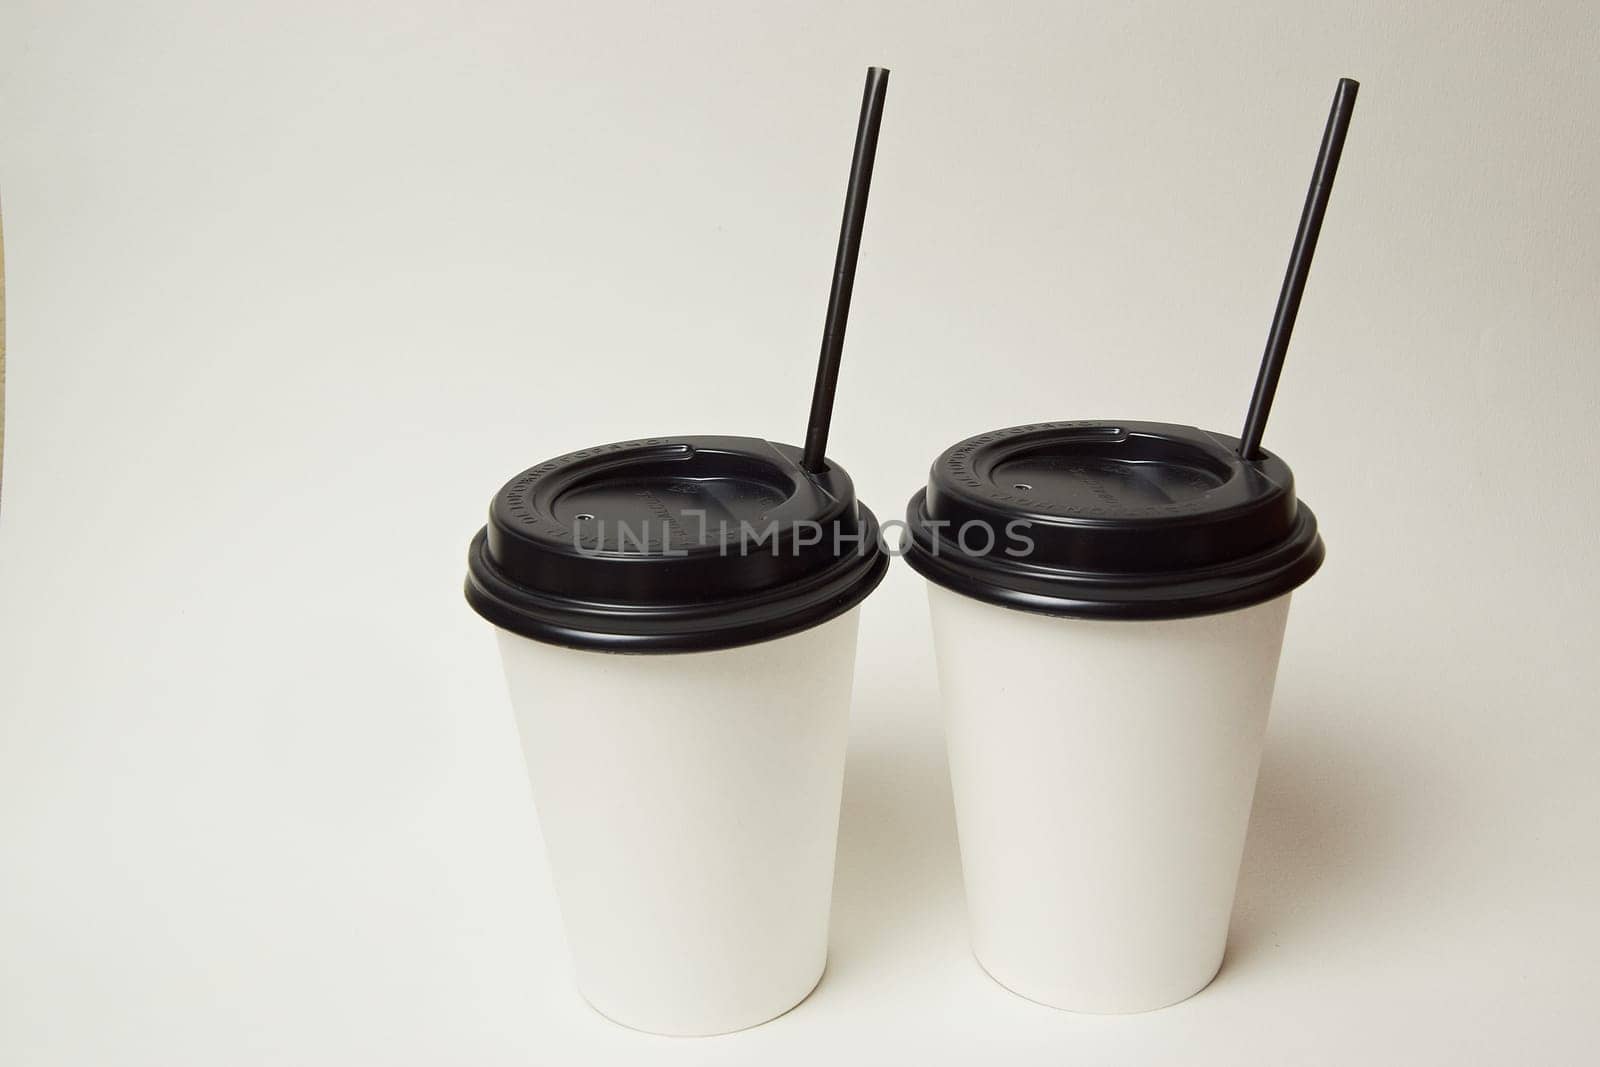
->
[801, 67, 890, 473]
[1238, 77, 1359, 460]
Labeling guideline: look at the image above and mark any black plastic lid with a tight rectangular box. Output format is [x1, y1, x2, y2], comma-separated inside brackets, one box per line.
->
[466, 436, 888, 653]
[903, 421, 1324, 620]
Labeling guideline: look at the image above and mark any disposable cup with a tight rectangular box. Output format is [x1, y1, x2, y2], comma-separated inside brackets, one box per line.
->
[466, 435, 886, 1034]
[904, 421, 1324, 1012]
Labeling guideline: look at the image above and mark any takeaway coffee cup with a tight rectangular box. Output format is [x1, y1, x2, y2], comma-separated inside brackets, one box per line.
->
[463, 68, 891, 1035]
[902, 78, 1357, 1014]
[467, 436, 886, 1034]
[903, 421, 1324, 1013]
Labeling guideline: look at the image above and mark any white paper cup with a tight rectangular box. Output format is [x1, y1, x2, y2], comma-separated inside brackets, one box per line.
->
[493, 607, 862, 1035]
[467, 435, 887, 1034]
[904, 420, 1324, 1013]
[927, 584, 1291, 1012]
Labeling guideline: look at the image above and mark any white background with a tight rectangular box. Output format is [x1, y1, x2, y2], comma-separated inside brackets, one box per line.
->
[2, 1, 1597, 1063]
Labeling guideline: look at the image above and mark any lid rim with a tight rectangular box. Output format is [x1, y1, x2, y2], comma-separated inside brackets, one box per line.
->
[466, 506, 889, 653]
[903, 505, 1324, 620]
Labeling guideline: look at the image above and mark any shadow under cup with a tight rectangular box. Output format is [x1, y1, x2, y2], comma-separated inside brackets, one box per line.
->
[904, 421, 1325, 1014]
[466, 436, 886, 1036]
